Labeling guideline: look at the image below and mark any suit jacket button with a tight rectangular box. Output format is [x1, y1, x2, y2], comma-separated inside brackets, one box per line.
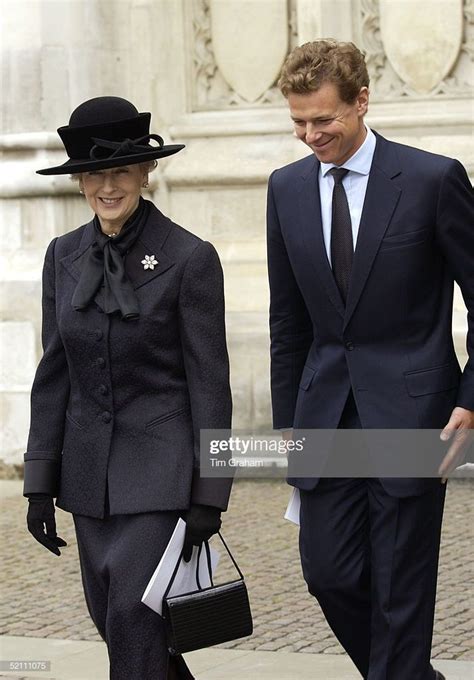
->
[102, 411, 112, 423]
[98, 384, 109, 396]
[94, 330, 103, 341]
[345, 341, 355, 351]
[96, 357, 106, 368]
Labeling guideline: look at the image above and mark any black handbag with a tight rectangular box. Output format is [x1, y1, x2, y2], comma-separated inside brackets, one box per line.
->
[162, 532, 253, 655]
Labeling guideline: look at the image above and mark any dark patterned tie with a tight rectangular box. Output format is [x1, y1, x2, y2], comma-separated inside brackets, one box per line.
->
[330, 167, 353, 304]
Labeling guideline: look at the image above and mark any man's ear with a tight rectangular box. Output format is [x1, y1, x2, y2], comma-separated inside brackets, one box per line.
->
[357, 87, 369, 117]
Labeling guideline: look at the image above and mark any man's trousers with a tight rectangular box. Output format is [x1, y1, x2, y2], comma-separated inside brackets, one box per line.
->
[298, 393, 446, 680]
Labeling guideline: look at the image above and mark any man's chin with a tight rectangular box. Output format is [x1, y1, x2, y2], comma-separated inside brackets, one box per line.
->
[310, 141, 336, 162]
[313, 150, 335, 163]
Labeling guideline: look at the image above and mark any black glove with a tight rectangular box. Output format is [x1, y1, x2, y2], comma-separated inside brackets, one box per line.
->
[27, 494, 67, 556]
[183, 503, 222, 562]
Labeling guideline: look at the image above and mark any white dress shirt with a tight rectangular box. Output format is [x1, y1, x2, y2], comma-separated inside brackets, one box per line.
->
[319, 126, 376, 266]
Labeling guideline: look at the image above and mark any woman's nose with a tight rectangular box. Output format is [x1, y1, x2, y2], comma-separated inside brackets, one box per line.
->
[101, 174, 116, 192]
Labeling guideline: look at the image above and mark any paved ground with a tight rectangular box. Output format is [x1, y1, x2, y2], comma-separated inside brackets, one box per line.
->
[0, 638, 472, 680]
[1, 478, 472, 667]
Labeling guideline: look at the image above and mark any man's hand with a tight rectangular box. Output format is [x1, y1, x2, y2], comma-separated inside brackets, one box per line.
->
[27, 494, 67, 556]
[281, 429, 293, 442]
[438, 407, 474, 482]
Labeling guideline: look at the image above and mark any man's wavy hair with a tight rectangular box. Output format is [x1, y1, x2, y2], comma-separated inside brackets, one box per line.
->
[278, 39, 369, 104]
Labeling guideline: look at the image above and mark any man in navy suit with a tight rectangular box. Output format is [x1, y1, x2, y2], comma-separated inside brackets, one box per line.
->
[267, 39, 473, 679]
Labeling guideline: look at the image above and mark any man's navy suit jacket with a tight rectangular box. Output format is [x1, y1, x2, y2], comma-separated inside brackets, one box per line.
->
[267, 131, 474, 496]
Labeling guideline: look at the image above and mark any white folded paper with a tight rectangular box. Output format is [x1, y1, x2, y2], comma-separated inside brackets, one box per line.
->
[141, 517, 219, 616]
[284, 487, 301, 526]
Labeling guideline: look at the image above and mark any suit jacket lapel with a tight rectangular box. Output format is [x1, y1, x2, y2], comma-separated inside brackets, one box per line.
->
[59, 220, 95, 283]
[298, 156, 345, 319]
[125, 205, 175, 289]
[343, 133, 402, 330]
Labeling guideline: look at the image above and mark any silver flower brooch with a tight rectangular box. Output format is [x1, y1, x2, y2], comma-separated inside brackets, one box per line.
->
[141, 255, 159, 270]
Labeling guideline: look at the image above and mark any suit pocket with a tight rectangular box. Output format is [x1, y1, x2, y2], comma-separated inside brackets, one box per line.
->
[299, 365, 317, 391]
[65, 410, 84, 430]
[404, 363, 460, 397]
[145, 406, 190, 432]
[379, 228, 429, 252]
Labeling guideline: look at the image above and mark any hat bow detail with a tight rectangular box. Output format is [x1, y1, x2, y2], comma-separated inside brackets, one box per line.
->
[90, 134, 164, 161]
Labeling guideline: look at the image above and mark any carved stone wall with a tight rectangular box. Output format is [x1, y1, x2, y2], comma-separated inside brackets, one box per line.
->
[0, 0, 472, 464]
[358, 0, 473, 99]
[187, 0, 297, 110]
[187, 0, 473, 108]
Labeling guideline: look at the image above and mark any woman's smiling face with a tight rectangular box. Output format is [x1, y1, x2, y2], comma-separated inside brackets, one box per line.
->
[79, 164, 147, 233]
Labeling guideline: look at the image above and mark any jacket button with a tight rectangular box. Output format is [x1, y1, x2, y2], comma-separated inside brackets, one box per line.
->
[101, 411, 112, 423]
[96, 357, 106, 368]
[98, 384, 109, 396]
[345, 341, 355, 351]
[94, 330, 103, 341]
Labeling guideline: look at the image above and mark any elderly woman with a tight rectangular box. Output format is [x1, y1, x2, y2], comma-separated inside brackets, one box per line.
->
[23, 96, 232, 680]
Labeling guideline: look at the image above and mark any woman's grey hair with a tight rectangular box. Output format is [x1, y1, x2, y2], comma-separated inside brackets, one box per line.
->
[70, 160, 158, 182]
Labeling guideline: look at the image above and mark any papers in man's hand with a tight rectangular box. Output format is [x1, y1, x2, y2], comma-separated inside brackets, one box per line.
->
[284, 487, 301, 525]
[141, 517, 219, 615]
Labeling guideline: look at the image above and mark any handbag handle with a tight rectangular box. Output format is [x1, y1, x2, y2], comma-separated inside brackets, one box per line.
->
[163, 531, 244, 601]
[215, 531, 245, 580]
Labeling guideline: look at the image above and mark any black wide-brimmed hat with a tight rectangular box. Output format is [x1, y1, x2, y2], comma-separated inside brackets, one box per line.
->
[36, 96, 185, 175]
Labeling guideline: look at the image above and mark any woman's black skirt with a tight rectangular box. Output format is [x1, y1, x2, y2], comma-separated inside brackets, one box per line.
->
[73, 507, 194, 680]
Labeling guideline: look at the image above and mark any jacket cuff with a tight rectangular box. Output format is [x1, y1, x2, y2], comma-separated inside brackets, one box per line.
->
[23, 459, 60, 497]
[190, 473, 233, 511]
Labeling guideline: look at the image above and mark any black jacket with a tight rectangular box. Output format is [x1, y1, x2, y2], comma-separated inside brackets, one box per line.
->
[24, 202, 232, 518]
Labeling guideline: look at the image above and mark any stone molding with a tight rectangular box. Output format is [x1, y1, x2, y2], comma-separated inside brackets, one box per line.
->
[1, 104, 473, 199]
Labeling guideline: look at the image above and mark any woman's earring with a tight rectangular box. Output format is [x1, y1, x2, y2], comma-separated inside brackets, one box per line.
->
[143, 182, 149, 189]
[79, 189, 84, 195]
